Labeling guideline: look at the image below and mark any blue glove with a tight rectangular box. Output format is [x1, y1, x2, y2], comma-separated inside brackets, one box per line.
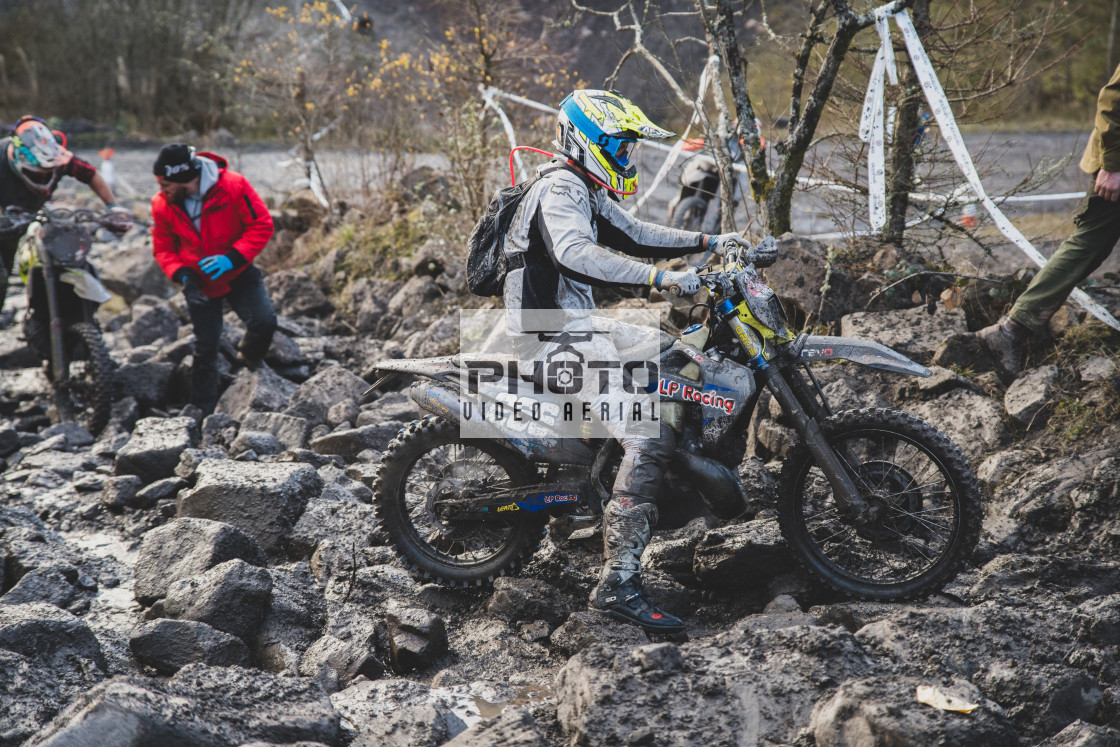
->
[199, 254, 234, 280]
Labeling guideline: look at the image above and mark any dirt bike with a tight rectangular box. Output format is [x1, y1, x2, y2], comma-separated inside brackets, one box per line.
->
[1, 207, 129, 436]
[667, 141, 749, 237]
[365, 239, 981, 602]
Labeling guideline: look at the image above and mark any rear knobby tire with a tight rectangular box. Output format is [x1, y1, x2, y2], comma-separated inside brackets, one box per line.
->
[371, 416, 546, 587]
[56, 321, 114, 437]
[778, 407, 981, 601]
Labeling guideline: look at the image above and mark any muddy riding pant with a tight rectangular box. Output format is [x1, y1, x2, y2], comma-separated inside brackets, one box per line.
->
[1010, 180, 1120, 334]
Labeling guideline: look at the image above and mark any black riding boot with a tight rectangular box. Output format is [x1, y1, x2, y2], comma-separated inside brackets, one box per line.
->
[590, 501, 683, 634]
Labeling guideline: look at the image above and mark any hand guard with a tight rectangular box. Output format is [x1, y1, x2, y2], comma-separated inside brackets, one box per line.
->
[655, 269, 701, 297]
[744, 236, 779, 268]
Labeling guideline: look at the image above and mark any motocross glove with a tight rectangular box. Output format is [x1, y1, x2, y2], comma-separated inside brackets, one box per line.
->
[744, 236, 779, 268]
[706, 232, 750, 257]
[175, 270, 209, 307]
[653, 269, 701, 297]
[199, 254, 234, 280]
[104, 206, 133, 235]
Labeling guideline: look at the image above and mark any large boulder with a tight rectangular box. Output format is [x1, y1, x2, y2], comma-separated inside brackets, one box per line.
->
[113, 360, 175, 409]
[133, 518, 268, 606]
[692, 518, 792, 589]
[28, 663, 340, 746]
[557, 625, 879, 746]
[909, 389, 1008, 462]
[177, 461, 322, 556]
[240, 411, 310, 450]
[124, 302, 180, 347]
[1004, 365, 1060, 426]
[251, 564, 328, 675]
[96, 232, 175, 303]
[809, 676, 1017, 746]
[0, 604, 108, 743]
[115, 416, 199, 483]
[161, 559, 274, 642]
[841, 305, 969, 363]
[348, 277, 401, 332]
[285, 366, 369, 427]
[386, 276, 440, 317]
[308, 422, 404, 457]
[770, 233, 864, 322]
[129, 619, 251, 675]
[264, 268, 333, 317]
[216, 365, 298, 421]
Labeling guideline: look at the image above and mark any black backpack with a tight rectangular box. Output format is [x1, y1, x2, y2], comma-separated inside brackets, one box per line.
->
[466, 168, 559, 297]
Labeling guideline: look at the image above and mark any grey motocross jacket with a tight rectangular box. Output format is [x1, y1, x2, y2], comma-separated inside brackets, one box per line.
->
[502, 160, 704, 328]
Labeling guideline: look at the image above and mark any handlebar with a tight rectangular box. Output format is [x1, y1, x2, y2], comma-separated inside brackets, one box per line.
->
[0, 206, 133, 237]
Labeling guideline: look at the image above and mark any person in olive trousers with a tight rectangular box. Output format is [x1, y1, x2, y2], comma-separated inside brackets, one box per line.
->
[979, 64, 1120, 379]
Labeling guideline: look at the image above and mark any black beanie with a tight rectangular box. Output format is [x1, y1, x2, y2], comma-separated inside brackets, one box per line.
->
[153, 143, 201, 183]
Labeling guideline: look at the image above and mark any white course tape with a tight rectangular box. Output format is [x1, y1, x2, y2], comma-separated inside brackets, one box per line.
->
[864, 8, 1120, 331]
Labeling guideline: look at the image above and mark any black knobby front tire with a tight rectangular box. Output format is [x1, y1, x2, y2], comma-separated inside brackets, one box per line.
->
[778, 407, 981, 601]
[670, 195, 708, 233]
[56, 321, 114, 437]
[371, 416, 546, 588]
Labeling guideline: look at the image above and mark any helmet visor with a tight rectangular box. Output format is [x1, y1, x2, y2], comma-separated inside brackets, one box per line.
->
[604, 137, 640, 167]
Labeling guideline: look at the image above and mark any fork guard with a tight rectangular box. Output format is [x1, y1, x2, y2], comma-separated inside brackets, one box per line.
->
[797, 335, 931, 378]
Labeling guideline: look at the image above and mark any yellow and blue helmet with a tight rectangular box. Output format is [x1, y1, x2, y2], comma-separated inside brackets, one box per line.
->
[554, 90, 674, 199]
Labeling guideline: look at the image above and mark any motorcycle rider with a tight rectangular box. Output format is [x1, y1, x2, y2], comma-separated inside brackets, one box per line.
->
[501, 89, 777, 633]
[0, 115, 124, 313]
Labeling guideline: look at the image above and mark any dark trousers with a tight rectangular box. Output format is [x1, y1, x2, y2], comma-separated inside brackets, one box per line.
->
[187, 265, 277, 412]
[1010, 180, 1119, 334]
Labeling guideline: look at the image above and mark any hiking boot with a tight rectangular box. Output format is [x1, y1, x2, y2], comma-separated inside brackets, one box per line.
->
[235, 351, 263, 372]
[591, 574, 684, 634]
[977, 315, 1033, 381]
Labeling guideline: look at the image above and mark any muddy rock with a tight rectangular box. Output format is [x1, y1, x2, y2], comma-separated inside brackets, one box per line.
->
[289, 497, 378, 560]
[97, 233, 175, 303]
[133, 518, 267, 606]
[841, 305, 969, 362]
[1004, 364, 1060, 426]
[330, 678, 469, 745]
[124, 302, 180, 347]
[252, 564, 327, 675]
[114, 360, 175, 408]
[357, 389, 417, 424]
[1038, 720, 1120, 746]
[0, 565, 92, 612]
[285, 366, 369, 427]
[174, 447, 229, 481]
[932, 332, 997, 373]
[487, 576, 573, 628]
[229, 429, 284, 457]
[162, 559, 274, 642]
[177, 460, 321, 556]
[693, 518, 792, 589]
[0, 604, 108, 743]
[216, 364, 299, 420]
[909, 388, 1008, 462]
[240, 411, 310, 450]
[100, 474, 145, 510]
[115, 416, 199, 483]
[298, 633, 382, 693]
[386, 607, 448, 673]
[29, 663, 340, 746]
[386, 275, 441, 318]
[309, 421, 405, 457]
[557, 624, 879, 746]
[549, 611, 649, 658]
[129, 618, 251, 674]
[810, 675, 1018, 746]
[264, 268, 334, 318]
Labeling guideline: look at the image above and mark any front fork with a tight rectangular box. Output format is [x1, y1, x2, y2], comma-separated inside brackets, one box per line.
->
[42, 261, 74, 422]
[724, 309, 875, 524]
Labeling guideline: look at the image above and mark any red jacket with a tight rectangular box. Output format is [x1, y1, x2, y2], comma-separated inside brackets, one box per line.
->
[151, 152, 273, 298]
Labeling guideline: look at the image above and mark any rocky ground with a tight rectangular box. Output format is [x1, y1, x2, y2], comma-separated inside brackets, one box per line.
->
[1, 197, 1119, 746]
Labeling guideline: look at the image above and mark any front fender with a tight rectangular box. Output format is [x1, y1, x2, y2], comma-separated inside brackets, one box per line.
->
[798, 335, 931, 378]
[362, 356, 462, 400]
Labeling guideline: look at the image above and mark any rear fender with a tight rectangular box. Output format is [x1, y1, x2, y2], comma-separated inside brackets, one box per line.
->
[362, 356, 461, 400]
[798, 335, 931, 378]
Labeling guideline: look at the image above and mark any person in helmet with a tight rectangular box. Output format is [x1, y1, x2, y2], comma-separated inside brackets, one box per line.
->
[0, 115, 122, 313]
[501, 90, 776, 633]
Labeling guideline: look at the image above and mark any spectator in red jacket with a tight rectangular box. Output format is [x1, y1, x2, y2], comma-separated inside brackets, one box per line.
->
[151, 144, 276, 413]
